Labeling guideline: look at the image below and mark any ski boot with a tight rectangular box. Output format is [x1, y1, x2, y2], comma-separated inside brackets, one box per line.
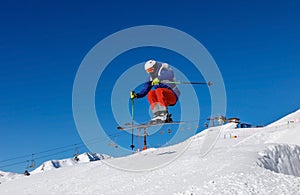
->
[150, 112, 173, 124]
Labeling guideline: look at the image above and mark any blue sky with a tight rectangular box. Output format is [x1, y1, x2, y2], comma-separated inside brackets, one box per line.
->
[1, 0, 300, 173]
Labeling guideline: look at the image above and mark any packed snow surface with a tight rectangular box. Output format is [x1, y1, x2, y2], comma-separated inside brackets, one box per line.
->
[1, 109, 300, 194]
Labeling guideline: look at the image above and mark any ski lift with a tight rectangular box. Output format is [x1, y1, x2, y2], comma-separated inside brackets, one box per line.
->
[29, 160, 35, 168]
[108, 142, 118, 148]
[24, 155, 35, 175]
[28, 154, 35, 169]
[108, 136, 119, 148]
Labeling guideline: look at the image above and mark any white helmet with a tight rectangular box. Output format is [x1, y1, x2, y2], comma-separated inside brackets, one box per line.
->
[144, 60, 157, 70]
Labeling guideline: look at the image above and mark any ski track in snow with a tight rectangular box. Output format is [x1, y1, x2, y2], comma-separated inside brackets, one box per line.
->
[1, 109, 300, 194]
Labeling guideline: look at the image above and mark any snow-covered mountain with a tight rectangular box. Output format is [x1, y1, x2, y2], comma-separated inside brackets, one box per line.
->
[0, 152, 110, 184]
[31, 152, 110, 174]
[1, 109, 300, 194]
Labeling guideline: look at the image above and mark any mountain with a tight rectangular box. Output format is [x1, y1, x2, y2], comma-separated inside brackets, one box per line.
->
[0, 152, 110, 184]
[1, 110, 300, 194]
[31, 152, 110, 174]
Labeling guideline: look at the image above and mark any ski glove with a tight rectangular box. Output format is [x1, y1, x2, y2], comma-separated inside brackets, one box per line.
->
[151, 78, 160, 86]
[130, 91, 137, 100]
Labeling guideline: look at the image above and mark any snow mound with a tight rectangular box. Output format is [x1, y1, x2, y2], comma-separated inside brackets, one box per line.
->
[0, 171, 21, 184]
[257, 144, 300, 177]
[76, 152, 109, 162]
[267, 109, 300, 127]
[31, 152, 110, 174]
[264, 111, 300, 146]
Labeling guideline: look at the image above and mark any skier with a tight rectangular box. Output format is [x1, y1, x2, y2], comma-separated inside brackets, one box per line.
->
[130, 60, 180, 123]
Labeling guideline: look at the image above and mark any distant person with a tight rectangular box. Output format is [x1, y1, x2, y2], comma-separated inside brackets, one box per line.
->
[130, 60, 180, 123]
[24, 170, 30, 176]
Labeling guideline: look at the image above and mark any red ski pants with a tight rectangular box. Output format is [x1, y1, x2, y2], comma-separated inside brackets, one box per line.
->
[147, 88, 177, 110]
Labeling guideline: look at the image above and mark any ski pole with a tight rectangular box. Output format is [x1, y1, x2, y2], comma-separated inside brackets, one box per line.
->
[130, 99, 135, 150]
[162, 81, 213, 86]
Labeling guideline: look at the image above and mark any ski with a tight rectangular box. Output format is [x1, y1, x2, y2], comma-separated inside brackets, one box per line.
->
[117, 121, 185, 130]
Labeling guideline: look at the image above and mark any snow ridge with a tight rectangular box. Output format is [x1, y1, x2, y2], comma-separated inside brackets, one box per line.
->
[31, 152, 110, 174]
[268, 109, 300, 127]
[257, 144, 300, 177]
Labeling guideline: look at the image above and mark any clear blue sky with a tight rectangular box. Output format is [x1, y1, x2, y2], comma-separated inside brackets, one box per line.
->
[1, 0, 300, 173]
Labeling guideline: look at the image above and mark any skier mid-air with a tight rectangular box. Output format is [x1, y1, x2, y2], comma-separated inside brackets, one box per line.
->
[130, 60, 180, 124]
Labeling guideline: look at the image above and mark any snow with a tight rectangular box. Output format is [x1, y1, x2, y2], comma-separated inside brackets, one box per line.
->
[31, 152, 110, 174]
[257, 144, 300, 177]
[267, 109, 300, 128]
[0, 171, 21, 184]
[1, 109, 300, 194]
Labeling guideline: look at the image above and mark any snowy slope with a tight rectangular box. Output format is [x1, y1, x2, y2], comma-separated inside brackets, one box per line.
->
[0, 171, 22, 185]
[267, 109, 300, 128]
[1, 110, 300, 194]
